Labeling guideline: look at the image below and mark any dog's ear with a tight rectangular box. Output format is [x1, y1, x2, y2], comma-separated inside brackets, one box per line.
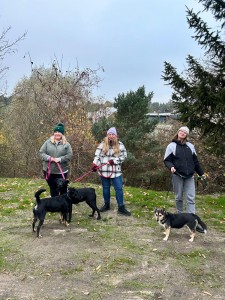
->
[163, 208, 169, 216]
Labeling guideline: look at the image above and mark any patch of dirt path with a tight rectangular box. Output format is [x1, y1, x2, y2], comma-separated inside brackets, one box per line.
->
[0, 204, 225, 300]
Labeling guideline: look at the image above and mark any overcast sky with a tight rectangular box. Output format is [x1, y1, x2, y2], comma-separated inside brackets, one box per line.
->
[1, 0, 214, 103]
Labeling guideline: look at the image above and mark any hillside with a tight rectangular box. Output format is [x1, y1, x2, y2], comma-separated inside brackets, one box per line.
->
[0, 178, 225, 299]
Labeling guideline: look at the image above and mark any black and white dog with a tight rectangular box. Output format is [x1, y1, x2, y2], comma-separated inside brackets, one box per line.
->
[56, 179, 101, 221]
[32, 188, 78, 237]
[154, 208, 207, 242]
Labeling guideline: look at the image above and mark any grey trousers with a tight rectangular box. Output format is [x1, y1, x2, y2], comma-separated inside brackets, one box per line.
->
[172, 174, 196, 214]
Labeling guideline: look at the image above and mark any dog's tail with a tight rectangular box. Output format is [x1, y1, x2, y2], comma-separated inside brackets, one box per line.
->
[34, 188, 46, 203]
[195, 215, 207, 234]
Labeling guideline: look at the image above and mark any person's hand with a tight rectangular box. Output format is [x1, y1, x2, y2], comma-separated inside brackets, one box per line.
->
[92, 163, 98, 172]
[108, 159, 114, 165]
[171, 167, 176, 173]
[51, 157, 60, 163]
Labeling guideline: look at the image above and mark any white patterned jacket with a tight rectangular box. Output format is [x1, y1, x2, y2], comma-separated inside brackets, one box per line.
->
[93, 141, 127, 178]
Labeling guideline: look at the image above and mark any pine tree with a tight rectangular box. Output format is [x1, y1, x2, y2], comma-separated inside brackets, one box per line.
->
[112, 86, 160, 187]
[162, 0, 225, 155]
[114, 86, 156, 151]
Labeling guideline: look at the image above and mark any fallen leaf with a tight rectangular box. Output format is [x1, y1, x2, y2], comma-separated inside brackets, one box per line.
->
[202, 291, 212, 296]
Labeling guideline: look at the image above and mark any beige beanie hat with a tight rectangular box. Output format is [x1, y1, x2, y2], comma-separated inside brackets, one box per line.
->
[178, 126, 190, 135]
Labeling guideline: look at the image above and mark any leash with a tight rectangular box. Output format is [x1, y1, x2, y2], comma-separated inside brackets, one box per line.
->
[164, 173, 173, 208]
[164, 189, 170, 208]
[174, 171, 193, 179]
[46, 161, 114, 182]
[196, 174, 208, 189]
[56, 162, 65, 179]
[163, 171, 191, 208]
[45, 160, 65, 180]
[174, 171, 208, 189]
[72, 162, 111, 182]
[97, 163, 114, 178]
[73, 169, 94, 182]
[45, 160, 51, 180]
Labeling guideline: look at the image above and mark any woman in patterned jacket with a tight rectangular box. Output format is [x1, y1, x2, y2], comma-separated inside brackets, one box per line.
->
[92, 127, 131, 216]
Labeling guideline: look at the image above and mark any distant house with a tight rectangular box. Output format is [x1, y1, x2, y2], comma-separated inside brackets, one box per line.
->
[88, 107, 117, 123]
[146, 112, 178, 123]
[89, 109, 178, 124]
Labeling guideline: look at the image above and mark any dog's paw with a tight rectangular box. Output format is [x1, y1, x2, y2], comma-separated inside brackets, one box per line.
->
[163, 237, 168, 241]
[97, 216, 101, 220]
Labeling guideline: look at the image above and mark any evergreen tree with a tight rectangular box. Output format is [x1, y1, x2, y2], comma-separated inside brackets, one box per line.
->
[92, 116, 114, 142]
[162, 0, 225, 156]
[113, 86, 160, 187]
[114, 86, 156, 151]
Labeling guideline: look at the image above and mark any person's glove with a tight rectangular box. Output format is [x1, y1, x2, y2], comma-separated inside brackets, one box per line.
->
[108, 159, 114, 166]
[197, 174, 208, 188]
[92, 163, 98, 172]
[201, 174, 208, 180]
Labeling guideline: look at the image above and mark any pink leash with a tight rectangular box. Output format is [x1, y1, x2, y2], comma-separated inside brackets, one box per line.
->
[97, 163, 114, 179]
[46, 161, 113, 182]
[45, 161, 65, 180]
[73, 169, 94, 182]
[73, 162, 113, 182]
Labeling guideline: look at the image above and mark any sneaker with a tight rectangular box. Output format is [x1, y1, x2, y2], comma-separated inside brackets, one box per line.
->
[118, 205, 131, 216]
[99, 203, 110, 212]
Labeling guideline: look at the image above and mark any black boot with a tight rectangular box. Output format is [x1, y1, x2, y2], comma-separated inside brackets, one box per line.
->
[118, 205, 131, 216]
[100, 203, 110, 212]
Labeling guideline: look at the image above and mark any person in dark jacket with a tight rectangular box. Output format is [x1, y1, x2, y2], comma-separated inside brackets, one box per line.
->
[39, 123, 73, 197]
[164, 126, 205, 214]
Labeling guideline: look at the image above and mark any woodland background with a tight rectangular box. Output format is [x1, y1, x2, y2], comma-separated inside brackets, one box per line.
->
[0, 0, 224, 193]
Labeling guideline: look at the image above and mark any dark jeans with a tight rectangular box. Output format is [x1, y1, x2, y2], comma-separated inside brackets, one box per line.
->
[100, 175, 124, 207]
[43, 171, 68, 197]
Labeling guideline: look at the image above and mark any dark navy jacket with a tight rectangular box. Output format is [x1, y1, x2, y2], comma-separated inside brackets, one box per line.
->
[164, 140, 203, 178]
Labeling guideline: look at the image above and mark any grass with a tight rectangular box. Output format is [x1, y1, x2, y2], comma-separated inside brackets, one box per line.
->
[0, 231, 22, 271]
[0, 177, 224, 231]
[0, 177, 224, 230]
[0, 177, 225, 299]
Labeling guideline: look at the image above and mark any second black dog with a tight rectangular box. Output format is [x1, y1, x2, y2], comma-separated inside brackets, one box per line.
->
[56, 178, 101, 221]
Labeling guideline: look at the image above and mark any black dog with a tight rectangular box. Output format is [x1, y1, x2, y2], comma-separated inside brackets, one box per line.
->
[56, 179, 101, 221]
[32, 188, 77, 238]
[154, 208, 207, 242]
[55, 178, 70, 193]
[56, 178, 69, 195]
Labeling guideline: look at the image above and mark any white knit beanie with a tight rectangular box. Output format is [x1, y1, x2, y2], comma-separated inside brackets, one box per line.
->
[178, 126, 190, 135]
[107, 127, 117, 135]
